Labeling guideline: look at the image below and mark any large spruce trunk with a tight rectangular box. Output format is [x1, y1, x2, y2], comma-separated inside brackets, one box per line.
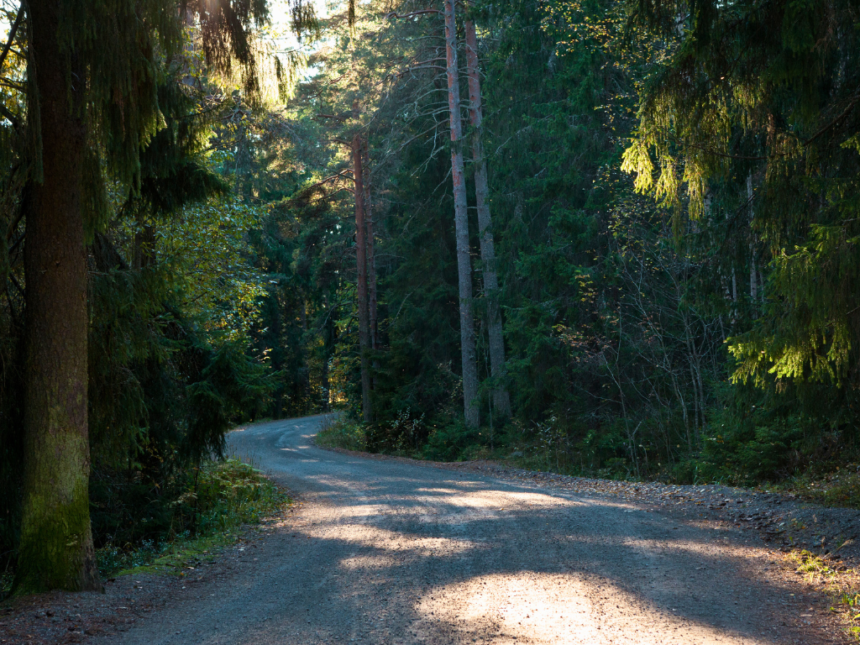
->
[464, 20, 511, 419]
[353, 135, 373, 423]
[444, 0, 480, 429]
[13, 0, 101, 593]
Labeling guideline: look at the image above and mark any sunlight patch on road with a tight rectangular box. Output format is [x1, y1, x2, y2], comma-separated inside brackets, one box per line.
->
[415, 573, 600, 644]
[617, 536, 774, 572]
[339, 554, 399, 570]
[312, 504, 394, 518]
[411, 489, 584, 516]
[301, 522, 478, 558]
[415, 487, 463, 494]
[415, 573, 771, 645]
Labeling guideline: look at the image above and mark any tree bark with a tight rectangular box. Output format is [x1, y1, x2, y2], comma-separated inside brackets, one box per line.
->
[363, 144, 379, 352]
[353, 135, 373, 423]
[747, 173, 758, 304]
[464, 20, 510, 418]
[13, 0, 101, 594]
[445, 0, 480, 429]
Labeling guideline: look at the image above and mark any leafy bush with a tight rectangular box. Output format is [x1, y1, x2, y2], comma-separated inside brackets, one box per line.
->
[195, 458, 286, 531]
[366, 408, 426, 455]
[314, 416, 368, 452]
[423, 418, 482, 462]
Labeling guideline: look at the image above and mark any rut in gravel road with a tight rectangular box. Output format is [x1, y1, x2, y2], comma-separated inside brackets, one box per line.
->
[94, 415, 837, 645]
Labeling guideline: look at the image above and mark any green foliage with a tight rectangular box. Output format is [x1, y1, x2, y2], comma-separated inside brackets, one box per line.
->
[695, 415, 805, 485]
[624, 0, 860, 397]
[366, 408, 428, 455]
[94, 457, 288, 578]
[314, 416, 368, 452]
[424, 419, 483, 462]
[185, 342, 278, 461]
[0, 0, 319, 590]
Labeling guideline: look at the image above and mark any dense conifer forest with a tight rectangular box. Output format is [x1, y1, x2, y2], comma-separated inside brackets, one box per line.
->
[1, 0, 859, 593]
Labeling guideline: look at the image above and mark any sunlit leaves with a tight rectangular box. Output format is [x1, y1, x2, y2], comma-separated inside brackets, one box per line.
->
[157, 198, 268, 344]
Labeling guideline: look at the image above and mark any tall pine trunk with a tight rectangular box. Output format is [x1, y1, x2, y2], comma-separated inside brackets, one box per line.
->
[464, 20, 511, 419]
[363, 144, 379, 352]
[445, 0, 479, 429]
[13, 0, 101, 594]
[353, 135, 373, 423]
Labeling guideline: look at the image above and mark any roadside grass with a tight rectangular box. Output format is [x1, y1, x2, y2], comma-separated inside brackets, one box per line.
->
[771, 466, 860, 511]
[96, 457, 289, 579]
[787, 548, 860, 640]
[314, 416, 367, 452]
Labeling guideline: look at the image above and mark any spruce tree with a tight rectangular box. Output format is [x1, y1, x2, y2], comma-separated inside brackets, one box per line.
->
[14, 0, 180, 595]
[13, 0, 271, 595]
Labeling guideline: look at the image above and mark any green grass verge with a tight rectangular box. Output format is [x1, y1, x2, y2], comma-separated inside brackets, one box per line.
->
[774, 466, 860, 510]
[96, 457, 289, 578]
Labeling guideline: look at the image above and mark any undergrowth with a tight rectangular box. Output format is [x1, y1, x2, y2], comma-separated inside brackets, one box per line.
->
[95, 457, 288, 578]
[317, 411, 860, 514]
[787, 549, 860, 640]
[775, 466, 860, 510]
[314, 416, 368, 452]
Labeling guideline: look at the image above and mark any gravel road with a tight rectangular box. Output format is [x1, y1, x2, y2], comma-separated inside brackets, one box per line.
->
[92, 415, 844, 644]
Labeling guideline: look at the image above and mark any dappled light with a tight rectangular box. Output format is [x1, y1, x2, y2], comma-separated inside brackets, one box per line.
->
[189, 420, 824, 644]
[2, 0, 857, 637]
[414, 573, 765, 645]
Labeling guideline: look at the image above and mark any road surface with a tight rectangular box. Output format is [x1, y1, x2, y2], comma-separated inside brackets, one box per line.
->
[97, 415, 829, 644]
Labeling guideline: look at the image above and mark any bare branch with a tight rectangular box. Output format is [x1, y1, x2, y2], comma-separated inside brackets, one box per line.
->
[385, 9, 442, 20]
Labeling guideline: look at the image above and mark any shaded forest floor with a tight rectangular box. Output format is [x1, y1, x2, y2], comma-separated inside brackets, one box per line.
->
[0, 508, 300, 645]
[0, 467, 296, 645]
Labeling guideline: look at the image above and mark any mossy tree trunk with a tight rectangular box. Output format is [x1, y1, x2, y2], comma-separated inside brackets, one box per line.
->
[13, 0, 101, 594]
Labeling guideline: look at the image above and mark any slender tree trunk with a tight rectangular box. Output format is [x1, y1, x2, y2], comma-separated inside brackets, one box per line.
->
[13, 0, 101, 594]
[353, 135, 373, 423]
[364, 156, 380, 395]
[445, 0, 479, 429]
[464, 20, 510, 419]
[363, 145, 379, 352]
[321, 295, 331, 410]
[731, 268, 737, 302]
[132, 212, 156, 271]
[747, 174, 758, 304]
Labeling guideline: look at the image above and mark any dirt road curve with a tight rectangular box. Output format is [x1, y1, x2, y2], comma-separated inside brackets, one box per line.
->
[96, 415, 838, 644]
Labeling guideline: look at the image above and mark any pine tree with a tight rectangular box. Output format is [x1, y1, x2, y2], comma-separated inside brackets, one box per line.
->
[464, 17, 510, 419]
[14, 0, 182, 595]
[444, 0, 480, 428]
[353, 135, 373, 422]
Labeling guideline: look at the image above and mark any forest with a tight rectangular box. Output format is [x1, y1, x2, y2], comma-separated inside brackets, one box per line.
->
[0, 0, 859, 595]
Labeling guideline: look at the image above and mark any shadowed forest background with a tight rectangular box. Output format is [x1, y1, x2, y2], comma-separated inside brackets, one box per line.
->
[1, 0, 859, 593]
